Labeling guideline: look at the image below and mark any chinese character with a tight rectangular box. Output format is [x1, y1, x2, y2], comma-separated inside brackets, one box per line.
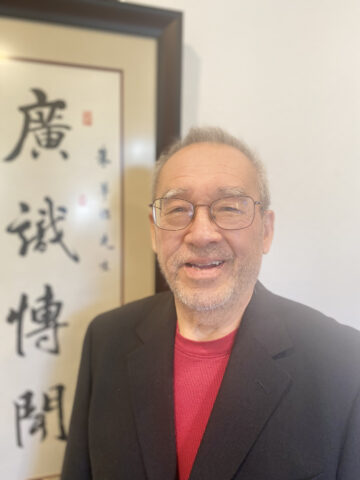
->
[100, 234, 114, 250]
[100, 182, 109, 201]
[99, 260, 109, 271]
[6, 196, 80, 262]
[97, 146, 111, 167]
[4, 88, 71, 161]
[14, 384, 67, 447]
[7, 284, 67, 357]
[99, 208, 110, 220]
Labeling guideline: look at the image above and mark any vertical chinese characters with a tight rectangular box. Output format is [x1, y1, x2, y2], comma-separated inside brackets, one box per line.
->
[1, 60, 123, 473]
[97, 146, 115, 271]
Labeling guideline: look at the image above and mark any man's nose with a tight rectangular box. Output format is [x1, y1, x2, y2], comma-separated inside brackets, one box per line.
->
[184, 205, 222, 246]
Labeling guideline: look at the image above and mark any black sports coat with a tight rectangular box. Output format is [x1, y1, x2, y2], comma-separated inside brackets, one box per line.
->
[61, 283, 360, 480]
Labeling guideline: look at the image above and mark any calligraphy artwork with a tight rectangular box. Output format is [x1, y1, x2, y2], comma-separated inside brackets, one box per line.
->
[6, 197, 79, 262]
[14, 384, 67, 448]
[4, 88, 71, 161]
[96, 146, 116, 271]
[0, 56, 123, 479]
[7, 284, 67, 357]
[97, 145, 111, 168]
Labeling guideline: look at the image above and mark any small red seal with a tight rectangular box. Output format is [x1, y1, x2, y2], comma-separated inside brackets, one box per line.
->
[78, 194, 87, 206]
[82, 111, 92, 125]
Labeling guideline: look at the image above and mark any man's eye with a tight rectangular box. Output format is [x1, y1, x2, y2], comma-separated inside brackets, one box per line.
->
[219, 206, 244, 214]
[222, 206, 239, 212]
[164, 206, 188, 215]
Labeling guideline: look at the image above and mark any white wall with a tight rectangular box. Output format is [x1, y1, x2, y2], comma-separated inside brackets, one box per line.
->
[128, 0, 360, 328]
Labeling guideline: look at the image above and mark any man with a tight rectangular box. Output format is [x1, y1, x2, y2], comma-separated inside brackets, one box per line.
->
[61, 127, 360, 480]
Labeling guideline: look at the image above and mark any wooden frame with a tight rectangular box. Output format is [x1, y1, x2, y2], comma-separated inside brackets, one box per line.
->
[0, 0, 182, 154]
[0, 0, 182, 292]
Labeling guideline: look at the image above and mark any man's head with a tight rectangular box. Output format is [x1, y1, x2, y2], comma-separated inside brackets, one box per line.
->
[150, 127, 274, 315]
[153, 127, 270, 210]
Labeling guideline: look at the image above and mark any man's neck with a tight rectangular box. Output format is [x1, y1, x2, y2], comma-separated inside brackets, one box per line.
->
[174, 290, 253, 342]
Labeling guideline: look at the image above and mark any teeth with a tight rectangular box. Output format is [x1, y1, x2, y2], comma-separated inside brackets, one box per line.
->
[188, 261, 223, 269]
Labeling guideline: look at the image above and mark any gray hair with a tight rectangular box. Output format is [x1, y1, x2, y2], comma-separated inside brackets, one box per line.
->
[153, 126, 270, 210]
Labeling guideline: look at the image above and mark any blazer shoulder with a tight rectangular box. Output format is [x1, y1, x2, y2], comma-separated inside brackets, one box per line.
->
[80, 291, 175, 361]
[261, 284, 360, 364]
[90, 290, 174, 334]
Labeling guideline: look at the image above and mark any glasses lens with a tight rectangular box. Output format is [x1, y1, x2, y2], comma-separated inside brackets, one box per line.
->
[212, 196, 254, 229]
[153, 198, 193, 230]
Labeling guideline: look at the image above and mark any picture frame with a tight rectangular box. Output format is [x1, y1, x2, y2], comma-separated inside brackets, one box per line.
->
[0, 1, 181, 478]
[0, 0, 182, 294]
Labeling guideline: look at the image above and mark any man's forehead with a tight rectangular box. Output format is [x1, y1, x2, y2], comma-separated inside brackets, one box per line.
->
[156, 143, 258, 197]
[169, 141, 248, 159]
[163, 142, 254, 174]
[162, 186, 248, 199]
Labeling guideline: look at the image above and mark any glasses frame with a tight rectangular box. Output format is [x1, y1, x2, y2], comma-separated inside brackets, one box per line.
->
[149, 195, 262, 231]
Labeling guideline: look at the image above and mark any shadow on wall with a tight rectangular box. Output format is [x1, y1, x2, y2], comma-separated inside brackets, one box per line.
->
[182, 45, 201, 132]
[124, 165, 154, 302]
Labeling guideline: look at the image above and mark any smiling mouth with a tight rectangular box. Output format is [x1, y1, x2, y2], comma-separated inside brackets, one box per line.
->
[185, 261, 224, 270]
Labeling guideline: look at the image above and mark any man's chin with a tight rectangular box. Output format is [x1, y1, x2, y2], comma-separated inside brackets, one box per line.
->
[173, 285, 235, 313]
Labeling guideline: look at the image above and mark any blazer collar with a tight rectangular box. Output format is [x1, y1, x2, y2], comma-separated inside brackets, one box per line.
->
[188, 283, 293, 480]
[127, 284, 294, 480]
[126, 292, 178, 480]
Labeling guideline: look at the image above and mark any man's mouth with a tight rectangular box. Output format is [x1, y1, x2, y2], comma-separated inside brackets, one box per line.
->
[184, 261, 224, 270]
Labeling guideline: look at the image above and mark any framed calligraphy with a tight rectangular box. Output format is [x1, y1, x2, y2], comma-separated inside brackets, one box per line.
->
[0, 1, 182, 479]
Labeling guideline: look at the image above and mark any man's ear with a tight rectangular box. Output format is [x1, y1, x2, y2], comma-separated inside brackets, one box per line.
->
[149, 213, 157, 253]
[262, 210, 274, 254]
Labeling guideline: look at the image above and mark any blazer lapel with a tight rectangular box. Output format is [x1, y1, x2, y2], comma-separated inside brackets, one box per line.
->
[189, 284, 294, 480]
[126, 293, 177, 480]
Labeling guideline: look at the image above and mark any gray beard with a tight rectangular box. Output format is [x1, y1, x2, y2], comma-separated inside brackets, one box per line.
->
[157, 251, 261, 314]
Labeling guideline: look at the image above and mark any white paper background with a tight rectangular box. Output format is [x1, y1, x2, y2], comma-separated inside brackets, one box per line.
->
[0, 58, 122, 479]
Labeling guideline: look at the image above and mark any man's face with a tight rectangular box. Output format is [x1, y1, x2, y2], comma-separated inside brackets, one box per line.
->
[150, 142, 274, 313]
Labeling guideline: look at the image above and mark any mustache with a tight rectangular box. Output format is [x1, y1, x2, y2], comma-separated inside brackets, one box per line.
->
[167, 245, 233, 264]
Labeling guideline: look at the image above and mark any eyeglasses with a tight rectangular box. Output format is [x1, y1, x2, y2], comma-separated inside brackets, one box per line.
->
[149, 195, 262, 231]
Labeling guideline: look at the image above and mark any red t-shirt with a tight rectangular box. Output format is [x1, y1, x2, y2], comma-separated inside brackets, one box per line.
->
[174, 327, 237, 480]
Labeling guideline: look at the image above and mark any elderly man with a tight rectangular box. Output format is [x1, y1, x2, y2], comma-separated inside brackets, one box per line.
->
[61, 127, 360, 480]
